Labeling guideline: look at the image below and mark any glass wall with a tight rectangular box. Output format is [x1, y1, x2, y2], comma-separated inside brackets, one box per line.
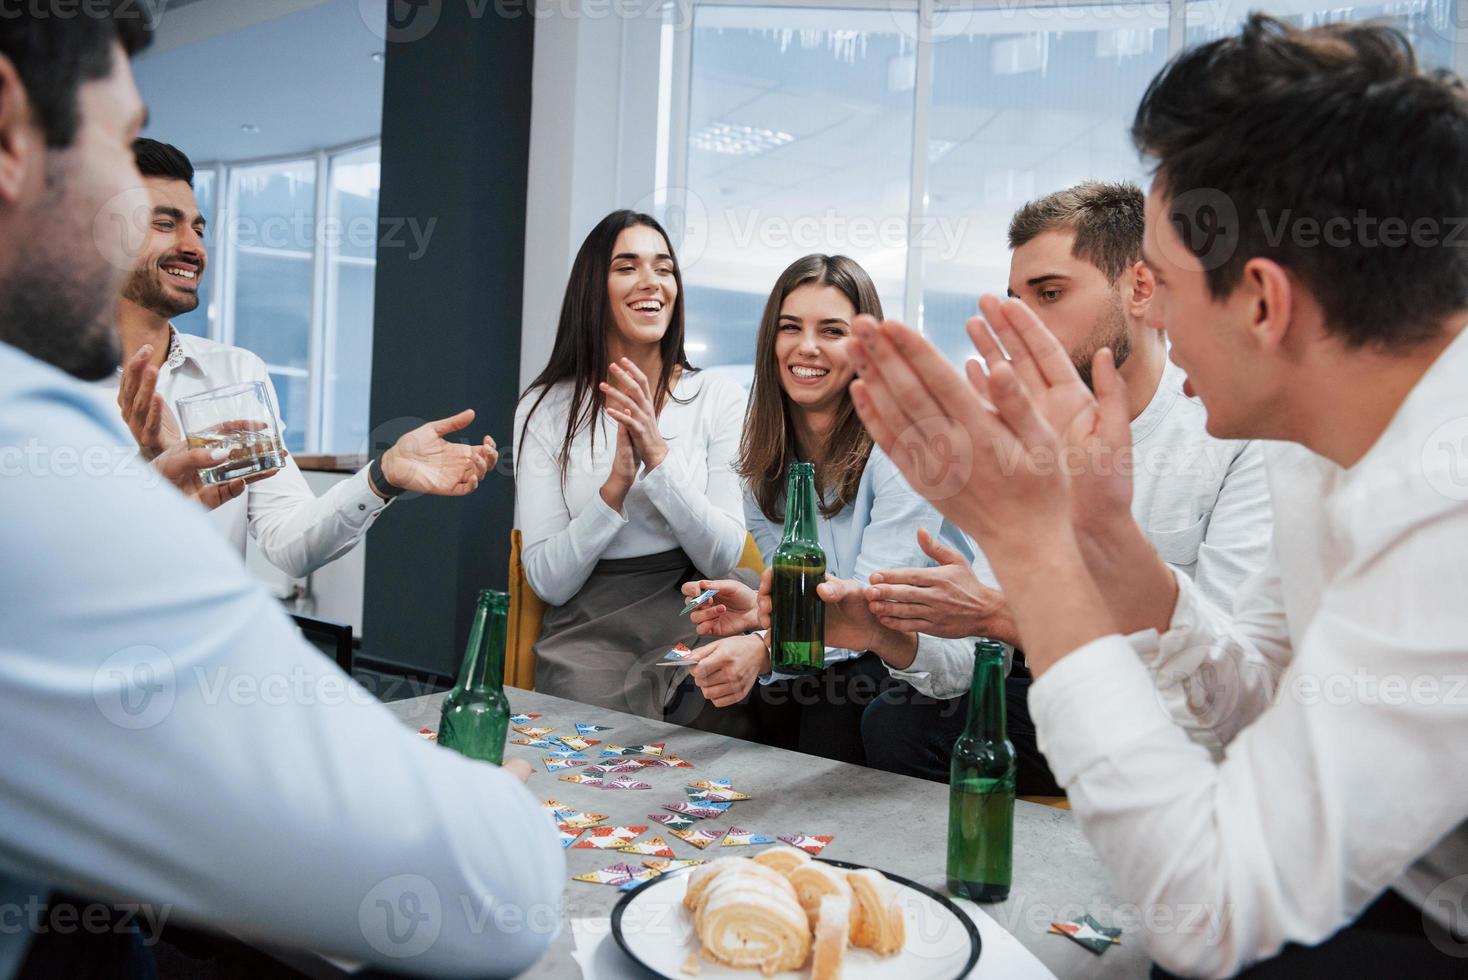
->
[172, 167, 216, 338]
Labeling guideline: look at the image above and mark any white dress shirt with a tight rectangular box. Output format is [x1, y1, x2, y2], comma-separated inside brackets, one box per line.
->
[1, 341, 564, 979]
[895, 360, 1272, 699]
[745, 446, 977, 681]
[513, 370, 748, 606]
[95, 328, 389, 577]
[1030, 329, 1468, 976]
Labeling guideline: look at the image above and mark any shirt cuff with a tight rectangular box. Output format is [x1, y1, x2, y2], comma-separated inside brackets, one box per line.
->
[345, 466, 392, 522]
[589, 486, 630, 527]
[1029, 635, 1178, 789]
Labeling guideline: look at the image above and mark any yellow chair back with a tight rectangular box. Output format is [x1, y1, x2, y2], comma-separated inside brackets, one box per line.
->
[506, 528, 545, 690]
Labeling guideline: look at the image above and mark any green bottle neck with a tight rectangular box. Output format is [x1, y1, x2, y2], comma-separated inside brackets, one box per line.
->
[455, 590, 508, 694]
[782, 462, 820, 544]
[963, 643, 1006, 741]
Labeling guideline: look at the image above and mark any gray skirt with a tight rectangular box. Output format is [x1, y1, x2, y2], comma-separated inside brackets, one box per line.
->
[534, 548, 700, 719]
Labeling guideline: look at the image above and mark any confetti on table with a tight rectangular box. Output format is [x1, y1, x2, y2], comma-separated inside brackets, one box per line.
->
[687, 786, 751, 803]
[544, 757, 587, 772]
[650, 813, 699, 831]
[777, 834, 834, 856]
[637, 756, 694, 769]
[616, 868, 662, 891]
[662, 801, 732, 820]
[576, 723, 613, 735]
[511, 737, 562, 749]
[555, 736, 601, 752]
[601, 776, 653, 791]
[688, 779, 734, 792]
[545, 749, 587, 759]
[509, 714, 542, 725]
[600, 743, 665, 757]
[416, 728, 438, 741]
[513, 726, 554, 738]
[543, 801, 608, 828]
[585, 761, 645, 775]
[668, 827, 725, 850]
[1050, 916, 1122, 954]
[617, 836, 676, 858]
[656, 642, 696, 667]
[643, 858, 704, 874]
[572, 826, 648, 849]
[573, 862, 651, 886]
[557, 825, 586, 848]
[560, 773, 604, 787]
[720, 827, 776, 847]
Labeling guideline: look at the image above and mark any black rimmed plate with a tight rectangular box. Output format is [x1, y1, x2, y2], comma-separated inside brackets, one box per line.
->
[609, 858, 981, 979]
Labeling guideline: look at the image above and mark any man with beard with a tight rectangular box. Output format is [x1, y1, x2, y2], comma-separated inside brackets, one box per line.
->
[858, 182, 1273, 791]
[103, 138, 498, 577]
[1, 9, 561, 977]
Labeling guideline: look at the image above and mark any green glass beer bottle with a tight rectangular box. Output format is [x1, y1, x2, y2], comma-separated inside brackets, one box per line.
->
[947, 640, 1016, 902]
[769, 462, 825, 674]
[437, 589, 512, 765]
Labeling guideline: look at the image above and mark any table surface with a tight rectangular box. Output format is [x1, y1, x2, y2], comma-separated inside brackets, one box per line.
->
[383, 688, 1148, 980]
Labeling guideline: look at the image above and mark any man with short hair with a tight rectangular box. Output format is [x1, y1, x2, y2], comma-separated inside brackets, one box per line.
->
[104, 137, 497, 577]
[860, 181, 1272, 790]
[0, 9, 561, 977]
[848, 15, 1467, 973]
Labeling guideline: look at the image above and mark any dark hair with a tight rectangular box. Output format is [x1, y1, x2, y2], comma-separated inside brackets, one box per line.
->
[739, 254, 880, 523]
[1132, 13, 1468, 350]
[134, 138, 193, 185]
[1008, 181, 1144, 283]
[0, 2, 153, 149]
[520, 209, 694, 478]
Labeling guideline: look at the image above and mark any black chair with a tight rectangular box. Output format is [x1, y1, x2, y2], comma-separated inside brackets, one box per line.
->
[291, 614, 353, 674]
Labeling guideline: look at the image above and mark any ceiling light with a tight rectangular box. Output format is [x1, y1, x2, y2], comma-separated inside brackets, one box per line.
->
[690, 122, 794, 157]
[371, 51, 385, 63]
[240, 123, 260, 134]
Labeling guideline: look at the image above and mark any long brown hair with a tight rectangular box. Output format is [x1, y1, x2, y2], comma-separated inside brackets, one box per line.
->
[738, 254, 881, 522]
[519, 210, 694, 478]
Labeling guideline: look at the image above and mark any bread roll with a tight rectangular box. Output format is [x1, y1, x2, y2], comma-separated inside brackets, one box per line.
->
[694, 861, 810, 976]
[786, 862, 855, 941]
[810, 894, 850, 980]
[683, 858, 746, 912]
[752, 845, 811, 876]
[846, 868, 905, 955]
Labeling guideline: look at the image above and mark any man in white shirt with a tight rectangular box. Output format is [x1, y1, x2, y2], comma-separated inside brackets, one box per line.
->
[103, 138, 498, 577]
[0, 10, 561, 977]
[846, 14, 1465, 974]
[860, 183, 1271, 791]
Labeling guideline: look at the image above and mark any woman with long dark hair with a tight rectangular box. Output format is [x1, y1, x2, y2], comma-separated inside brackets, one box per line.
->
[679, 254, 973, 764]
[514, 210, 748, 720]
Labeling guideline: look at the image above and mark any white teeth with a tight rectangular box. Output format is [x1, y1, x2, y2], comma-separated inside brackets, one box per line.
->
[632, 301, 661, 312]
[165, 267, 197, 280]
[790, 365, 829, 378]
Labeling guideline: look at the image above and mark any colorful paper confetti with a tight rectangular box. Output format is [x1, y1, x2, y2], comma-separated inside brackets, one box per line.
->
[544, 757, 587, 772]
[680, 589, 717, 615]
[572, 826, 648, 849]
[656, 642, 697, 666]
[687, 786, 751, 803]
[542, 800, 608, 828]
[650, 813, 699, 831]
[559, 773, 604, 787]
[511, 737, 562, 749]
[600, 775, 653, 791]
[509, 714, 542, 725]
[668, 827, 725, 850]
[1050, 916, 1122, 954]
[637, 756, 694, 769]
[416, 728, 438, 741]
[557, 825, 586, 849]
[720, 827, 776, 847]
[585, 760, 645, 775]
[776, 834, 834, 856]
[573, 862, 651, 886]
[554, 736, 601, 752]
[662, 801, 732, 820]
[575, 723, 613, 735]
[617, 836, 676, 858]
[643, 858, 704, 873]
[513, 726, 554, 739]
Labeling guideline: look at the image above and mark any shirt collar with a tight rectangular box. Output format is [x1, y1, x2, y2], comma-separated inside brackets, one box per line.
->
[163, 326, 189, 370]
[1128, 358, 1185, 444]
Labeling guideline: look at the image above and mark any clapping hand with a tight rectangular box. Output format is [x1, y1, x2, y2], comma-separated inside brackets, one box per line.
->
[600, 358, 670, 471]
[117, 345, 180, 461]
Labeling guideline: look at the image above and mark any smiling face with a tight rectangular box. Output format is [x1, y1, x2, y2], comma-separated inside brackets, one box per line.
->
[605, 224, 677, 353]
[1007, 228, 1133, 388]
[772, 283, 857, 415]
[121, 176, 207, 318]
[1142, 182, 1274, 438]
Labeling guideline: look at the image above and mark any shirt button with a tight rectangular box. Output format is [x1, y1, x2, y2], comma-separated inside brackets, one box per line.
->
[358, 504, 366, 511]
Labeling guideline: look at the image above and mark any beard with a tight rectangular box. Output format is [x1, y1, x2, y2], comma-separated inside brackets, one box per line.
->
[122, 259, 201, 320]
[1071, 290, 1132, 391]
[0, 156, 125, 381]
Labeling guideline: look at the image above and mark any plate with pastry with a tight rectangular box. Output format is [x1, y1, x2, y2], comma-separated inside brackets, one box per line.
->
[610, 846, 980, 979]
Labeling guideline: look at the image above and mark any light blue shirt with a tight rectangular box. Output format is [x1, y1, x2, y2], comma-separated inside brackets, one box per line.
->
[745, 445, 975, 677]
[0, 342, 563, 977]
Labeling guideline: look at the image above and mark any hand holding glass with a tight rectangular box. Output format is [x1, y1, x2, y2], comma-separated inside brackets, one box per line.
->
[175, 381, 286, 486]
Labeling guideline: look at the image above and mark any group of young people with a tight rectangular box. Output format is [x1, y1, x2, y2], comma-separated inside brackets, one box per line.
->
[3, 4, 1465, 977]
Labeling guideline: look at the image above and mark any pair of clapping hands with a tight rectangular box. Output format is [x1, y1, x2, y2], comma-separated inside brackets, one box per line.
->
[116, 346, 499, 510]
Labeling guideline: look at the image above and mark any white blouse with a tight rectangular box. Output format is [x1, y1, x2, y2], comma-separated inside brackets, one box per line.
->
[513, 370, 748, 606]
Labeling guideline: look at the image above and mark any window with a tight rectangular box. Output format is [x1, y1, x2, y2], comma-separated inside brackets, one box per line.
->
[193, 144, 381, 455]
[663, 0, 1464, 372]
